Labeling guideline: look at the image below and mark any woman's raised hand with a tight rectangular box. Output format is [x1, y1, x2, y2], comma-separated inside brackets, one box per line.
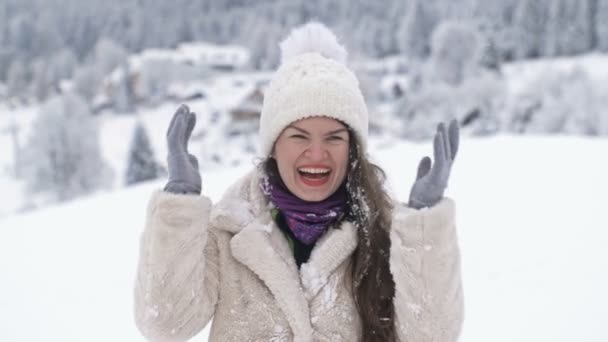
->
[164, 104, 202, 194]
[408, 119, 459, 209]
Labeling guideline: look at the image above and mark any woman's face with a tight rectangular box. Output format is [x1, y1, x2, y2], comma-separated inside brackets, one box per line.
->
[273, 116, 350, 202]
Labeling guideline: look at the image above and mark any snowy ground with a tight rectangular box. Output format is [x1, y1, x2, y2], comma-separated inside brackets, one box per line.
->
[1, 135, 607, 341]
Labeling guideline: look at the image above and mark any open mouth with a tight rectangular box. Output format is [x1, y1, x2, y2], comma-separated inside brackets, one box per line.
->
[297, 167, 331, 186]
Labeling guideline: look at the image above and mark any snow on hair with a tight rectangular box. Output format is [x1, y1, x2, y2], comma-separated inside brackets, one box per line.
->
[279, 22, 348, 65]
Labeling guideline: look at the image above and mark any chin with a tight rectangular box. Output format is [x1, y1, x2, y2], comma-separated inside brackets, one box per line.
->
[298, 193, 329, 202]
[294, 185, 335, 202]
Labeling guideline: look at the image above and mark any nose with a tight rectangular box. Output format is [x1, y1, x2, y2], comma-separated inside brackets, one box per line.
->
[304, 140, 328, 161]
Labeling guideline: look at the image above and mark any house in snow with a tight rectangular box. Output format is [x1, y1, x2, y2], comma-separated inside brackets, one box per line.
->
[226, 85, 266, 134]
[100, 42, 251, 109]
[230, 87, 264, 122]
[167, 82, 209, 102]
[129, 42, 250, 73]
[179, 42, 250, 72]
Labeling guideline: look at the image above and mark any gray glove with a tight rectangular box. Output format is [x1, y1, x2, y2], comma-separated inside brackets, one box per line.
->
[408, 119, 459, 209]
[163, 104, 202, 195]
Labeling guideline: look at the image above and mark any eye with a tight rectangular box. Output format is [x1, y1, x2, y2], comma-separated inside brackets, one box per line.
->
[290, 134, 307, 139]
[327, 135, 346, 142]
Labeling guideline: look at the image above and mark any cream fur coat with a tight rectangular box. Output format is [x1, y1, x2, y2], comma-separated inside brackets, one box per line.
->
[134, 169, 463, 341]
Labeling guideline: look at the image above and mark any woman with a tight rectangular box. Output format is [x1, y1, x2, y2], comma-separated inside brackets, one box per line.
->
[134, 22, 463, 342]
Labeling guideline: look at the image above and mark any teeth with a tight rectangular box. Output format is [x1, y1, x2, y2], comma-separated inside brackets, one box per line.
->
[298, 167, 330, 174]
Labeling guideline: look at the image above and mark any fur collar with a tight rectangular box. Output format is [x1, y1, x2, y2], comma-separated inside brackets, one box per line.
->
[209, 168, 358, 341]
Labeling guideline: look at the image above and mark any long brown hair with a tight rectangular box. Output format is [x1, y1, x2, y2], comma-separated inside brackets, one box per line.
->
[345, 132, 396, 341]
[263, 128, 396, 341]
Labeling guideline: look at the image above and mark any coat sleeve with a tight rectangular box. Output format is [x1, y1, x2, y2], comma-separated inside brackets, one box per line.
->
[134, 190, 220, 342]
[389, 197, 464, 342]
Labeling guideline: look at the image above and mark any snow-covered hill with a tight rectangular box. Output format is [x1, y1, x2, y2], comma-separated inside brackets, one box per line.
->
[1, 135, 607, 341]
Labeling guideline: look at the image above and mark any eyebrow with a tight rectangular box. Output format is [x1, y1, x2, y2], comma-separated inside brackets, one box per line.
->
[286, 125, 348, 136]
[325, 128, 348, 136]
[286, 125, 309, 135]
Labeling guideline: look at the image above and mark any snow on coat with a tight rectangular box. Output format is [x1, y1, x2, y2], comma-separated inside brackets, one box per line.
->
[134, 168, 463, 341]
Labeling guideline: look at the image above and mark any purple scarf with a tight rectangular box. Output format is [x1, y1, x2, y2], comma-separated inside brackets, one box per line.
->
[261, 176, 347, 245]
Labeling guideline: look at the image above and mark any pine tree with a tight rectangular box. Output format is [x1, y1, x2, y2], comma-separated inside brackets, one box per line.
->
[125, 121, 160, 186]
[476, 25, 501, 71]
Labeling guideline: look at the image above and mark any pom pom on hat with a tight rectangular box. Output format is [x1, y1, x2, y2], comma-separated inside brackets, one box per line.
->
[258, 22, 369, 157]
[280, 21, 347, 65]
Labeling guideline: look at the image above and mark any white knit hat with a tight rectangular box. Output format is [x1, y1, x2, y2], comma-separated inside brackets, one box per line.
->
[258, 22, 369, 157]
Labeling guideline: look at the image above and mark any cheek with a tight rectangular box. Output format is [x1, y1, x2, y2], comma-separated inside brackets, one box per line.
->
[275, 154, 290, 177]
[333, 146, 350, 177]
[275, 145, 296, 167]
[274, 147, 298, 181]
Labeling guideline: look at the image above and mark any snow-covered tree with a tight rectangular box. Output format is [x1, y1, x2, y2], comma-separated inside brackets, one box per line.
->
[373, 1, 404, 57]
[31, 14, 64, 58]
[440, 0, 478, 20]
[395, 71, 505, 140]
[125, 121, 161, 186]
[6, 111, 22, 178]
[113, 62, 135, 113]
[22, 92, 113, 202]
[93, 37, 128, 76]
[512, 0, 549, 59]
[245, 20, 283, 70]
[0, 3, 6, 54]
[544, 0, 593, 56]
[30, 58, 58, 102]
[470, 0, 518, 61]
[476, 27, 502, 71]
[50, 49, 78, 83]
[512, 68, 603, 135]
[6, 60, 28, 100]
[73, 64, 102, 103]
[398, 0, 438, 59]
[7, 13, 35, 55]
[594, 0, 608, 51]
[0, 50, 13, 84]
[138, 59, 171, 105]
[0, 0, 603, 88]
[427, 21, 482, 86]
